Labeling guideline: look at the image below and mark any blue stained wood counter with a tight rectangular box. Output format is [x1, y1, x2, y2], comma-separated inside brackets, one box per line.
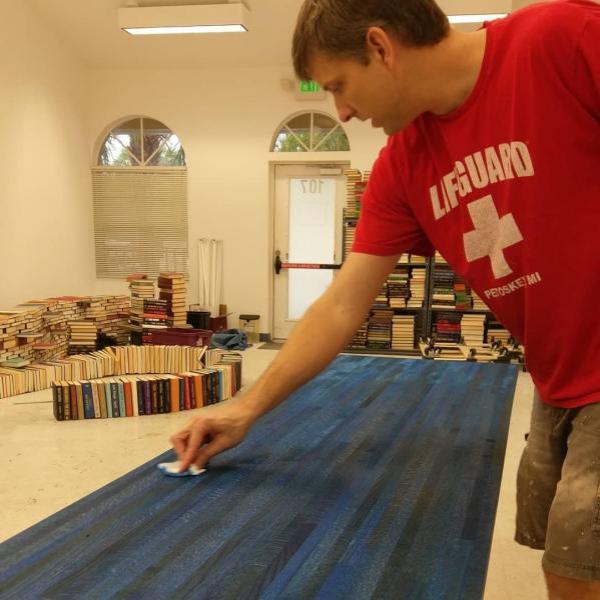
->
[0, 356, 518, 600]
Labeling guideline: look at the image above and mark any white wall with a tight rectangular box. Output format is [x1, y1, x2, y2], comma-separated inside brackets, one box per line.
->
[89, 67, 386, 334]
[0, 1, 93, 308]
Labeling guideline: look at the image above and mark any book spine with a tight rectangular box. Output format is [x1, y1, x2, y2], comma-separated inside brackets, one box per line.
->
[136, 380, 145, 416]
[91, 383, 100, 419]
[104, 383, 113, 418]
[188, 375, 196, 410]
[157, 378, 165, 414]
[180, 376, 188, 410]
[143, 381, 152, 415]
[124, 381, 133, 417]
[70, 384, 78, 420]
[162, 379, 171, 413]
[178, 376, 185, 411]
[150, 380, 158, 415]
[52, 385, 63, 421]
[82, 383, 95, 419]
[202, 375, 209, 406]
[170, 378, 179, 413]
[62, 385, 71, 421]
[192, 374, 202, 409]
[118, 382, 126, 417]
[209, 371, 219, 404]
[98, 383, 107, 419]
[110, 382, 120, 417]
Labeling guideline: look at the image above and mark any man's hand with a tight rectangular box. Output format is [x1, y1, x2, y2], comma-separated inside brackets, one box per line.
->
[170, 396, 257, 472]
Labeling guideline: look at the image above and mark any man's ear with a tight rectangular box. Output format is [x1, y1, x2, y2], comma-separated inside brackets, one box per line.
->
[365, 26, 396, 68]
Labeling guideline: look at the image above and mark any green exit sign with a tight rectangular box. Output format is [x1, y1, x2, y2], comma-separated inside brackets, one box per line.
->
[299, 80, 321, 93]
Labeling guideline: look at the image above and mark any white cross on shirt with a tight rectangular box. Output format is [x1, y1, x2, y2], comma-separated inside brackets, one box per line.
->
[463, 195, 524, 280]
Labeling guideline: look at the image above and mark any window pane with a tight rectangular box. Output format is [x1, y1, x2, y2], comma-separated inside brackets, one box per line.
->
[287, 113, 311, 130]
[272, 129, 307, 152]
[112, 119, 142, 162]
[142, 119, 172, 165]
[318, 127, 350, 151]
[286, 114, 311, 149]
[147, 134, 186, 166]
[313, 112, 337, 130]
[98, 135, 138, 166]
[288, 178, 335, 319]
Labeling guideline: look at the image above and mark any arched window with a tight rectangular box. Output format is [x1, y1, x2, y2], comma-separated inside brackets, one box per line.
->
[98, 117, 186, 167]
[93, 117, 188, 278]
[271, 111, 350, 152]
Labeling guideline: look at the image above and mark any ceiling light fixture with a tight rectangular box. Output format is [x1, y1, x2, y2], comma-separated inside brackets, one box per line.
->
[118, 3, 249, 36]
[448, 12, 507, 23]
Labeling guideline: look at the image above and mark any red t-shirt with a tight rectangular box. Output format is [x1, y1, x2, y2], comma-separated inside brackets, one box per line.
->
[353, 0, 600, 407]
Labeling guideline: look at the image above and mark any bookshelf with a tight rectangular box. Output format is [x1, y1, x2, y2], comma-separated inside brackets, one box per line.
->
[342, 170, 427, 356]
[426, 252, 517, 347]
[342, 169, 523, 364]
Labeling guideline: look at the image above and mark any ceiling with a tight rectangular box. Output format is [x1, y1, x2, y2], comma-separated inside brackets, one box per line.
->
[29, 0, 306, 69]
[28, 0, 525, 70]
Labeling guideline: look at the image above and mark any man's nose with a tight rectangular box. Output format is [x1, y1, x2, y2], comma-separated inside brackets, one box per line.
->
[335, 98, 356, 123]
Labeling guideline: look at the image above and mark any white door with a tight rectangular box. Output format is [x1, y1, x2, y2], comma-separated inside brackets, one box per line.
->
[272, 164, 347, 340]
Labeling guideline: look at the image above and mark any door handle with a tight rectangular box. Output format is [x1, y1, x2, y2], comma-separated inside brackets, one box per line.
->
[274, 251, 282, 275]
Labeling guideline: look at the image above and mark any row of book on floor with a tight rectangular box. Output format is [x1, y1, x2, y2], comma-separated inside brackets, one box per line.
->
[51, 351, 242, 421]
[0, 345, 225, 400]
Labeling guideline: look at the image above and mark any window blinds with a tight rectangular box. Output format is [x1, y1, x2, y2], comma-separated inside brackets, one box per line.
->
[92, 168, 188, 278]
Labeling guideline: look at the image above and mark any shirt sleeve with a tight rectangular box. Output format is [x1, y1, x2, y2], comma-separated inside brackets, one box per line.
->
[351, 137, 434, 257]
[574, 6, 600, 119]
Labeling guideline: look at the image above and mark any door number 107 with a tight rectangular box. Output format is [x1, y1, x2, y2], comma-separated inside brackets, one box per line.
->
[300, 179, 325, 194]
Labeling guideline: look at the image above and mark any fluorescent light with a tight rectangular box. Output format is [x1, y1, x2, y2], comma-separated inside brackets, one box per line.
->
[124, 25, 246, 35]
[119, 4, 249, 36]
[448, 13, 507, 23]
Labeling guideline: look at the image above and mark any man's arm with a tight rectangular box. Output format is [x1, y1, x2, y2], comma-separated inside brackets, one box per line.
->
[172, 251, 400, 470]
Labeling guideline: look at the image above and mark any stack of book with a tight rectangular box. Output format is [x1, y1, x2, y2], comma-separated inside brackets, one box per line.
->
[434, 251, 448, 265]
[158, 273, 187, 327]
[461, 314, 487, 347]
[472, 292, 490, 311]
[344, 168, 362, 219]
[344, 223, 356, 259]
[367, 308, 393, 350]
[409, 254, 427, 264]
[487, 320, 512, 345]
[81, 296, 130, 345]
[39, 297, 83, 359]
[129, 279, 155, 300]
[1, 304, 64, 365]
[0, 357, 31, 369]
[453, 275, 472, 310]
[1, 311, 26, 356]
[348, 318, 369, 349]
[387, 267, 410, 309]
[141, 299, 170, 331]
[129, 278, 156, 337]
[433, 312, 462, 343]
[408, 269, 426, 308]
[431, 270, 456, 309]
[392, 315, 416, 351]
[373, 282, 389, 309]
[68, 321, 97, 354]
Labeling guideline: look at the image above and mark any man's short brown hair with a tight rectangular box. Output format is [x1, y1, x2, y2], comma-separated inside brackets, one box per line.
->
[293, 0, 450, 81]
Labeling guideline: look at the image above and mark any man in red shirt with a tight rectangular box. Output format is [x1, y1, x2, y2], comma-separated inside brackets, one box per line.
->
[171, 1, 599, 596]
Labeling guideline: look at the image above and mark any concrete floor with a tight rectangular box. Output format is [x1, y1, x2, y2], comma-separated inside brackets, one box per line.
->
[0, 346, 546, 599]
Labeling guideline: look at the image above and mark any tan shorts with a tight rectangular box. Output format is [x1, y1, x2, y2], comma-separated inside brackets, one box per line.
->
[515, 392, 600, 580]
